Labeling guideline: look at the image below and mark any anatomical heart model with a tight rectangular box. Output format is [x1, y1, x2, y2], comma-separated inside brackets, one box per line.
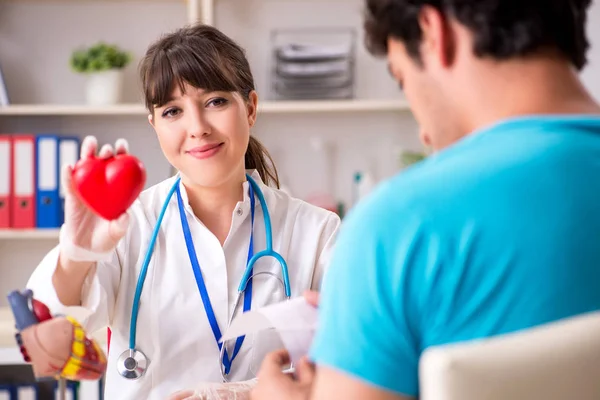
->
[7, 289, 107, 380]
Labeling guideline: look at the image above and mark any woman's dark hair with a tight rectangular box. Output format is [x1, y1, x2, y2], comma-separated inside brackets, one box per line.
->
[139, 23, 280, 188]
[364, 0, 592, 70]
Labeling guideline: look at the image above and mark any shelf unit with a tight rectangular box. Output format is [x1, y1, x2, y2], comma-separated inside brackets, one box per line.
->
[2, 0, 201, 26]
[0, 229, 60, 240]
[0, 99, 410, 116]
[0, 0, 415, 240]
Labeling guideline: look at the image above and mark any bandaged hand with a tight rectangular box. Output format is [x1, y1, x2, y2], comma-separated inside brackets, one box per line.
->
[167, 379, 257, 400]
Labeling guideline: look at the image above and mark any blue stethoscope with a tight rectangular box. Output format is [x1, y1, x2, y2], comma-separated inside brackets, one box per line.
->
[116, 174, 291, 381]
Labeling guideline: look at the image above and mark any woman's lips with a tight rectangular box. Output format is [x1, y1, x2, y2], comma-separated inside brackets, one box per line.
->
[187, 143, 224, 159]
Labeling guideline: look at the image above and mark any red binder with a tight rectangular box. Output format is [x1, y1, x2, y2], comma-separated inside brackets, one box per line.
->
[11, 135, 36, 228]
[0, 135, 11, 228]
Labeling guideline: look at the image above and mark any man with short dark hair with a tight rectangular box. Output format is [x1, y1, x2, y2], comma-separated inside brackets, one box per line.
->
[251, 1, 600, 399]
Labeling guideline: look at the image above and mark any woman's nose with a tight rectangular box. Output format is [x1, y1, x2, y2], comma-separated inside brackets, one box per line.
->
[186, 108, 211, 138]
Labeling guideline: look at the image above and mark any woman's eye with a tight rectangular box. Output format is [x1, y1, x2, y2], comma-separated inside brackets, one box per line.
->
[161, 108, 180, 118]
[207, 97, 228, 107]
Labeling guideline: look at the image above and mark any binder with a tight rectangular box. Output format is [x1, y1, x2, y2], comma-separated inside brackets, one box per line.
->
[11, 135, 36, 229]
[0, 383, 16, 400]
[17, 385, 36, 400]
[54, 382, 76, 400]
[36, 135, 61, 228]
[0, 384, 36, 400]
[58, 136, 80, 225]
[0, 62, 9, 107]
[0, 135, 11, 228]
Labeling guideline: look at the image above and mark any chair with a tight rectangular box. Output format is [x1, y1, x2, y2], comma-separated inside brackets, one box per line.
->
[419, 312, 600, 400]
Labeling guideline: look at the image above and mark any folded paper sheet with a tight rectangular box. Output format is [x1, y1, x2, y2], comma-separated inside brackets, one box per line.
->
[221, 297, 318, 364]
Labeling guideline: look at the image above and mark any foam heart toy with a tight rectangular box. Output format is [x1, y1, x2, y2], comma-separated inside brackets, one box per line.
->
[72, 154, 147, 220]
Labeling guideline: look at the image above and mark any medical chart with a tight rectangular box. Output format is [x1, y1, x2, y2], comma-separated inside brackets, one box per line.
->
[221, 297, 318, 364]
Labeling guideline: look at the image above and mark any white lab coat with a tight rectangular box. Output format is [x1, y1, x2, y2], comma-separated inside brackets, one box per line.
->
[26, 170, 340, 400]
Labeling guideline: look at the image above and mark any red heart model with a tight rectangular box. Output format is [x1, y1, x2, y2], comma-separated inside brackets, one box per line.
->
[72, 154, 146, 220]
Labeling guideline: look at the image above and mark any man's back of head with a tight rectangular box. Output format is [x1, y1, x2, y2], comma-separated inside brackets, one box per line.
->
[364, 0, 598, 149]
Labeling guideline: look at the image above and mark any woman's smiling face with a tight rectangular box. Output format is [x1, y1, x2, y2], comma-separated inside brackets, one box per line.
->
[150, 82, 258, 188]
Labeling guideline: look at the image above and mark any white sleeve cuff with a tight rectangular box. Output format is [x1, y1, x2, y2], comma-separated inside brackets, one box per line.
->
[59, 225, 113, 262]
[25, 246, 106, 331]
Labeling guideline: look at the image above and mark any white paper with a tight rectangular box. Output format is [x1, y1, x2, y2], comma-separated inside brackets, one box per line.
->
[221, 297, 318, 364]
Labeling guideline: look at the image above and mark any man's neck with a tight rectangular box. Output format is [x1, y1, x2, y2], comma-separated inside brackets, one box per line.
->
[460, 54, 600, 134]
[182, 171, 246, 246]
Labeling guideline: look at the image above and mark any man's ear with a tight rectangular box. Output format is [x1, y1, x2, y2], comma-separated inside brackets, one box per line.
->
[247, 91, 258, 127]
[419, 5, 456, 68]
[419, 128, 433, 148]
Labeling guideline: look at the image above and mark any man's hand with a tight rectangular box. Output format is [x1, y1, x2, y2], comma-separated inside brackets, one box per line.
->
[251, 350, 315, 400]
[303, 290, 319, 308]
[251, 291, 318, 399]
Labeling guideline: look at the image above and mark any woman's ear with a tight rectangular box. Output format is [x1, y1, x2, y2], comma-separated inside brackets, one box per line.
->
[247, 91, 259, 127]
[148, 113, 155, 129]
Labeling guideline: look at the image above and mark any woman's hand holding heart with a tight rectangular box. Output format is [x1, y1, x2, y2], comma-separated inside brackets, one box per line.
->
[54, 135, 146, 307]
[59, 135, 146, 264]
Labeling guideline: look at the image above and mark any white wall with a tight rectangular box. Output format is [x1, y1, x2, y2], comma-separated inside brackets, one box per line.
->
[580, 0, 600, 101]
[214, 0, 419, 200]
[1, 0, 599, 304]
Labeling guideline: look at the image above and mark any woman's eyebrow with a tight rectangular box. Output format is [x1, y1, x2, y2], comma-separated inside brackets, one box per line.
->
[164, 94, 182, 103]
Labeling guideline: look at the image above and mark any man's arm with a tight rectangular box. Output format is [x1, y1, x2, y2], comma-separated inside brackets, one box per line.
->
[304, 292, 414, 400]
[307, 200, 426, 397]
[250, 349, 414, 400]
[252, 191, 431, 400]
[311, 365, 414, 400]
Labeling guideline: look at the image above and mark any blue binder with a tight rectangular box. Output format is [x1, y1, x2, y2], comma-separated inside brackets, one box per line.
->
[35, 135, 61, 228]
[0, 383, 37, 400]
[58, 136, 80, 226]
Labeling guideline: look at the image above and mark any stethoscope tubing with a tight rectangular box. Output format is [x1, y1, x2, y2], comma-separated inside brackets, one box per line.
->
[122, 174, 292, 381]
[129, 177, 180, 350]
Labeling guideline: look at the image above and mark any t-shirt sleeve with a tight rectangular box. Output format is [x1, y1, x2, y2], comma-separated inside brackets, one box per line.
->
[309, 195, 429, 396]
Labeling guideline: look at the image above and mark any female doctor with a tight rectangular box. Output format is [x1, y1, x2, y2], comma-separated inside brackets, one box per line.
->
[26, 23, 340, 399]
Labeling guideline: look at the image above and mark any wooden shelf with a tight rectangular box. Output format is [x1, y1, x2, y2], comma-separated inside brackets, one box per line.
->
[259, 99, 410, 113]
[2, 0, 181, 2]
[0, 103, 147, 116]
[0, 99, 410, 116]
[0, 229, 59, 239]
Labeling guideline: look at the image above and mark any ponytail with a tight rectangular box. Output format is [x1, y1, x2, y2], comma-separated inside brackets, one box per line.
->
[245, 136, 280, 189]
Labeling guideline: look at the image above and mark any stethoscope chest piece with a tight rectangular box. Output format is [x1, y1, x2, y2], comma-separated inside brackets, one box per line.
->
[117, 349, 149, 380]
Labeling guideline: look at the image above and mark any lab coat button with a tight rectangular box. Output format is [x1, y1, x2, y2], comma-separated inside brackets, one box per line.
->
[236, 208, 243, 216]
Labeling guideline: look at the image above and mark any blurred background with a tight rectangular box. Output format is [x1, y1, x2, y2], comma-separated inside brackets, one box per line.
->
[0, 0, 424, 304]
[1, 0, 600, 397]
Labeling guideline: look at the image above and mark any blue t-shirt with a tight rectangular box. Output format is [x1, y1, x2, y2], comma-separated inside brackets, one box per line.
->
[309, 116, 600, 396]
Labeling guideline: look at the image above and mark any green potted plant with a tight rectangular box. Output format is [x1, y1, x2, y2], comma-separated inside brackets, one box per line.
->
[70, 42, 132, 105]
[399, 150, 427, 169]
